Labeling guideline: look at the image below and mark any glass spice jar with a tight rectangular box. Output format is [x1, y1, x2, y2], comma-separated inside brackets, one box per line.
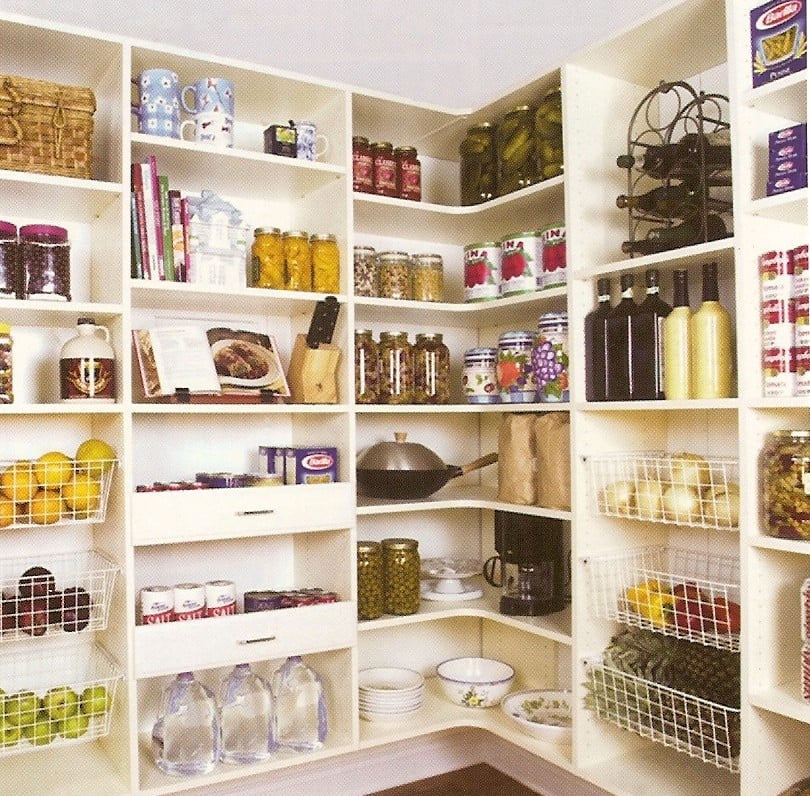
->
[0, 221, 17, 297]
[497, 105, 537, 196]
[357, 540, 384, 620]
[250, 227, 284, 289]
[377, 251, 412, 300]
[20, 224, 71, 301]
[460, 122, 497, 205]
[282, 230, 312, 291]
[760, 430, 810, 540]
[310, 233, 340, 294]
[413, 332, 450, 404]
[352, 135, 374, 193]
[0, 322, 12, 404]
[372, 141, 397, 197]
[354, 329, 380, 404]
[411, 253, 444, 302]
[381, 537, 420, 616]
[378, 330, 413, 404]
[353, 245, 378, 297]
[394, 146, 421, 201]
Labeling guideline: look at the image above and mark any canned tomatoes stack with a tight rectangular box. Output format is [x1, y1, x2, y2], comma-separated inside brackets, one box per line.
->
[140, 580, 237, 624]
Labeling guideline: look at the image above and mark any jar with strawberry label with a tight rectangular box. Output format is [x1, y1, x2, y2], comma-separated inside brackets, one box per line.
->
[540, 223, 566, 288]
[463, 241, 500, 302]
[500, 231, 541, 296]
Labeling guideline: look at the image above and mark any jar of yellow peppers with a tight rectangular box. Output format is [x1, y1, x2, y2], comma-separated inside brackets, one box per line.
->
[250, 227, 284, 289]
[282, 230, 312, 291]
[310, 233, 340, 293]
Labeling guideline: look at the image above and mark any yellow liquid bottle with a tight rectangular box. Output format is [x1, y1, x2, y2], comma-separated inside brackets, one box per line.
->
[662, 269, 692, 399]
[690, 262, 733, 399]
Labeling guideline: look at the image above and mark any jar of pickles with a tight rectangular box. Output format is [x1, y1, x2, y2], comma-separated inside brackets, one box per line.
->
[310, 233, 340, 293]
[0, 221, 17, 297]
[411, 253, 443, 302]
[378, 251, 412, 300]
[357, 540, 384, 619]
[460, 122, 497, 205]
[282, 230, 312, 291]
[250, 226, 284, 289]
[353, 245, 378, 297]
[760, 430, 810, 540]
[497, 105, 537, 196]
[20, 224, 70, 301]
[355, 329, 379, 404]
[372, 141, 397, 197]
[395, 146, 421, 201]
[352, 135, 374, 193]
[413, 332, 450, 404]
[378, 331, 413, 404]
[381, 537, 420, 615]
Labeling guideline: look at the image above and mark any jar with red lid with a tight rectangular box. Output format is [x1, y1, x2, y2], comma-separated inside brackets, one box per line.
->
[352, 135, 374, 193]
[20, 224, 71, 301]
[372, 141, 397, 197]
[395, 146, 421, 201]
[0, 221, 18, 297]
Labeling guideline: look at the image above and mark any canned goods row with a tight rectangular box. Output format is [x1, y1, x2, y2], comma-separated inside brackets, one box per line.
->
[135, 472, 283, 491]
[244, 588, 339, 612]
[353, 246, 443, 301]
[0, 221, 71, 301]
[140, 580, 237, 624]
[250, 227, 340, 293]
[352, 137, 421, 201]
[258, 446, 338, 484]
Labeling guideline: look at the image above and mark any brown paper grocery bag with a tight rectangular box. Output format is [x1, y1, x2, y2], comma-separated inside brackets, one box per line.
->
[497, 413, 537, 505]
[534, 412, 571, 510]
[286, 334, 341, 403]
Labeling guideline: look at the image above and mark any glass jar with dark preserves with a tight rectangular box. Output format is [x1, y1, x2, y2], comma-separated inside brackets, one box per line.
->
[377, 251, 412, 300]
[352, 135, 374, 193]
[760, 430, 810, 540]
[357, 540, 384, 620]
[20, 224, 70, 300]
[0, 221, 17, 297]
[413, 332, 450, 404]
[378, 330, 413, 404]
[395, 146, 421, 201]
[497, 105, 537, 196]
[353, 245, 378, 297]
[372, 141, 397, 197]
[381, 537, 420, 615]
[355, 329, 379, 404]
[460, 122, 497, 205]
[411, 253, 443, 302]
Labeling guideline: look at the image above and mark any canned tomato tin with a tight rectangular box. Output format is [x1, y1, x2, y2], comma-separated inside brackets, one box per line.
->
[140, 585, 174, 624]
[762, 345, 796, 397]
[794, 245, 809, 348]
[497, 331, 537, 403]
[205, 580, 237, 617]
[540, 224, 566, 288]
[796, 346, 810, 396]
[500, 231, 541, 296]
[759, 249, 794, 302]
[463, 241, 500, 302]
[244, 590, 284, 612]
[173, 582, 206, 621]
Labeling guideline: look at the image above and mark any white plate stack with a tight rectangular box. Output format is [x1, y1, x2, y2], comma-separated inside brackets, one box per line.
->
[358, 667, 425, 722]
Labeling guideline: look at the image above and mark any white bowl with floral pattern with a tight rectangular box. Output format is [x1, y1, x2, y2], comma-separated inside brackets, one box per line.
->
[435, 657, 515, 708]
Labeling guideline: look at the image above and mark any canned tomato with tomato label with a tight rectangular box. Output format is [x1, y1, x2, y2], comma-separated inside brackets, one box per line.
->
[463, 241, 500, 302]
[500, 231, 541, 296]
[540, 224, 566, 288]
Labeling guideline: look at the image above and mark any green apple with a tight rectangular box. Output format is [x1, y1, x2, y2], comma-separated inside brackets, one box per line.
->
[56, 710, 90, 740]
[79, 684, 111, 717]
[22, 711, 56, 746]
[0, 716, 21, 747]
[3, 690, 39, 728]
[43, 685, 79, 721]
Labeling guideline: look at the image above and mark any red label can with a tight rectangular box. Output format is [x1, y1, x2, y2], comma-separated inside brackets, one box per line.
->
[463, 242, 500, 302]
[540, 224, 567, 289]
[205, 579, 237, 617]
[173, 582, 206, 621]
[140, 585, 174, 624]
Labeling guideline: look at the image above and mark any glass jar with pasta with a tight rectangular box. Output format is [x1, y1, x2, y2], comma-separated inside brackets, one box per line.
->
[282, 230, 312, 291]
[411, 253, 443, 302]
[310, 233, 340, 293]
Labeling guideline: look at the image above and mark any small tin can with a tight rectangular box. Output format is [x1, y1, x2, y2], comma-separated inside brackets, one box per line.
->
[500, 231, 541, 296]
[463, 347, 499, 404]
[173, 582, 206, 621]
[795, 346, 810, 396]
[497, 331, 537, 403]
[463, 241, 500, 302]
[244, 590, 284, 612]
[794, 244, 809, 348]
[205, 579, 237, 617]
[140, 585, 174, 624]
[540, 224, 566, 288]
[762, 345, 796, 397]
[533, 312, 569, 402]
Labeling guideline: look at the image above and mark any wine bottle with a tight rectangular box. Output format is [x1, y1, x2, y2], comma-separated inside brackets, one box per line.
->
[605, 273, 638, 401]
[616, 182, 704, 219]
[631, 269, 672, 400]
[616, 132, 731, 181]
[662, 269, 692, 399]
[690, 261, 733, 399]
[621, 213, 727, 256]
[584, 277, 612, 402]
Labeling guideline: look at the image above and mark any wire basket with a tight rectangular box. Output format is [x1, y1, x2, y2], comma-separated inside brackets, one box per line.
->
[584, 546, 740, 651]
[585, 451, 739, 530]
[0, 642, 122, 755]
[0, 458, 116, 529]
[1, 549, 119, 641]
[585, 659, 740, 772]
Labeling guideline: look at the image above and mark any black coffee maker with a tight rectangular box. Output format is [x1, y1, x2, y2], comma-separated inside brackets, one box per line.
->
[483, 511, 567, 616]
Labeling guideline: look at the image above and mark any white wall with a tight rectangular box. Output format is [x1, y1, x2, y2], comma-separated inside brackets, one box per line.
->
[1, 0, 672, 108]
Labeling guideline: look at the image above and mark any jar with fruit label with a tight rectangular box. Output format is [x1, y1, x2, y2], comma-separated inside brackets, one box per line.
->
[310, 233, 340, 293]
[413, 332, 450, 404]
[352, 136, 374, 193]
[497, 331, 537, 403]
[353, 245, 378, 297]
[463, 347, 498, 404]
[378, 331, 413, 404]
[460, 122, 497, 205]
[411, 253, 443, 302]
[378, 251, 412, 300]
[532, 312, 569, 402]
[395, 146, 421, 201]
[497, 105, 536, 196]
[372, 141, 397, 197]
[463, 241, 500, 302]
[355, 329, 379, 404]
[282, 230, 312, 291]
[760, 430, 810, 540]
[250, 227, 284, 289]
[0, 220, 17, 297]
[20, 224, 70, 300]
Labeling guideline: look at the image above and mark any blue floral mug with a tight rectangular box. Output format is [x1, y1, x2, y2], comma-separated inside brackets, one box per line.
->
[131, 68, 181, 138]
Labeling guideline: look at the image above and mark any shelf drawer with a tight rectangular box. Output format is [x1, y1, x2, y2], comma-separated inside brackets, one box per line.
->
[131, 482, 354, 544]
[134, 600, 356, 677]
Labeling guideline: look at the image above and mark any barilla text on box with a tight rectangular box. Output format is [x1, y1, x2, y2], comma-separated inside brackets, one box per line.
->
[751, 0, 807, 87]
[259, 445, 338, 484]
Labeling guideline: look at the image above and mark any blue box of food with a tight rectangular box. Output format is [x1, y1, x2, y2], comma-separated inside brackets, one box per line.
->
[259, 445, 338, 484]
[751, 0, 807, 87]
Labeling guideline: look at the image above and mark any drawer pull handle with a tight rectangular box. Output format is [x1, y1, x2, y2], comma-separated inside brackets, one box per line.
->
[238, 635, 277, 645]
[236, 509, 275, 516]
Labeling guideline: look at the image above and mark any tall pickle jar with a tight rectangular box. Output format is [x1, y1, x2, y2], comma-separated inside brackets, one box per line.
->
[354, 329, 379, 404]
[353, 245, 378, 297]
[378, 251, 412, 300]
[357, 540, 384, 620]
[282, 230, 312, 291]
[411, 253, 444, 302]
[497, 105, 537, 196]
[460, 122, 497, 205]
[310, 233, 340, 294]
[381, 538, 420, 616]
[379, 330, 413, 404]
[413, 332, 450, 404]
[760, 430, 810, 540]
[250, 227, 284, 289]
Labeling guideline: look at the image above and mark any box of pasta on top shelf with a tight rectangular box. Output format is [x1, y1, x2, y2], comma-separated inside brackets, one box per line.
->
[751, 0, 807, 87]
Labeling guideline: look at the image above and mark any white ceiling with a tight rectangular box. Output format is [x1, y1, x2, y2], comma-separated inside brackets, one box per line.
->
[1, 0, 673, 108]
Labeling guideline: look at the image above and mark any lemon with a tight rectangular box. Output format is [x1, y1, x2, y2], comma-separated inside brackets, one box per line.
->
[74, 439, 116, 478]
[0, 498, 17, 528]
[33, 451, 73, 489]
[30, 489, 62, 525]
[0, 461, 38, 503]
[62, 477, 102, 517]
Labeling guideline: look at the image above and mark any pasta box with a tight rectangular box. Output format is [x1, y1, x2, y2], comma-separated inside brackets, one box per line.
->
[751, 0, 807, 87]
[259, 445, 338, 484]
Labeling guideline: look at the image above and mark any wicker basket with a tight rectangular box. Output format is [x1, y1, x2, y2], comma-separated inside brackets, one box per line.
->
[0, 75, 95, 179]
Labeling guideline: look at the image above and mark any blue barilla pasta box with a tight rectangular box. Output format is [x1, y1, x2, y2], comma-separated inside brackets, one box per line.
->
[751, 0, 807, 87]
[259, 445, 338, 484]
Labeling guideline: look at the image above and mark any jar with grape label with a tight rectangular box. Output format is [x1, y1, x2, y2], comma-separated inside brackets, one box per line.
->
[497, 331, 536, 403]
[532, 312, 569, 402]
[379, 331, 413, 404]
[413, 332, 450, 404]
[355, 329, 379, 404]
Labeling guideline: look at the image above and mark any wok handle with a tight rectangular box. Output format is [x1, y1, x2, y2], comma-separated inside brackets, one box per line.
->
[457, 452, 498, 476]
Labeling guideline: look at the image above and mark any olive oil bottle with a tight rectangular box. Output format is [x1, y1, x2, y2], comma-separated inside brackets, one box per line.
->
[690, 261, 733, 398]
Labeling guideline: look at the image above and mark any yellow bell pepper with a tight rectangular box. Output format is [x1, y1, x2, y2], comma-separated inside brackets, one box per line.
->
[624, 579, 676, 627]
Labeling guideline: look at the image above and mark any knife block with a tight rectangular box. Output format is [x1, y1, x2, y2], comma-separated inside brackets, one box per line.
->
[286, 334, 341, 404]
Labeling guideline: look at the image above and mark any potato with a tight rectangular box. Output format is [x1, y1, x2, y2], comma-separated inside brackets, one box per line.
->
[703, 482, 740, 527]
[668, 452, 711, 491]
[634, 479, 664, 520]
[662, 484, 701, 522]
[600, 480, 634, 514]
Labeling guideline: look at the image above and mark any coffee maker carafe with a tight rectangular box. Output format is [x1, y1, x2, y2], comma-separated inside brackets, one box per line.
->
[483, 511, 567, 616]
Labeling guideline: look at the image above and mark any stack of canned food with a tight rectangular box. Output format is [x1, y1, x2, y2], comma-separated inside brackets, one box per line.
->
[250, 227, 340, 293]
[353, 245, 444, 302]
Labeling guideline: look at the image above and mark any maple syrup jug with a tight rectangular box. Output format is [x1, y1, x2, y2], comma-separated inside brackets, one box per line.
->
[60, 317, 116, 402]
